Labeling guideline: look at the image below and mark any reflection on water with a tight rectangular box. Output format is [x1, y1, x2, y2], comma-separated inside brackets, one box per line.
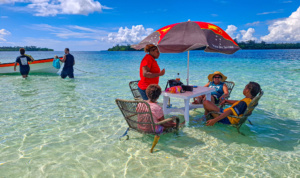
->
[0, 50, 299, 177]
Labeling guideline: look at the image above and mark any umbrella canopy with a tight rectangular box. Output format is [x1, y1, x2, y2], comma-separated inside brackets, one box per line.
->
[131, 21, 240, 84]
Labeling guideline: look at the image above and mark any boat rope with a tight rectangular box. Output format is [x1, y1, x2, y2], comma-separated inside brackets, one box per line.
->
[73, 67, 94, 74]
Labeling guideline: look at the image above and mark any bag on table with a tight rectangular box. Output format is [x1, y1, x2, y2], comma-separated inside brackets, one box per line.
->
[165, 86, 184, 93]
[165, 79, 183, 90]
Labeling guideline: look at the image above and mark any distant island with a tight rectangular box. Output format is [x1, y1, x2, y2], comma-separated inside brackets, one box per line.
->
[0, 46, 54, 51]
[108, 44, 143, 51]
[108, 41, 300, 51]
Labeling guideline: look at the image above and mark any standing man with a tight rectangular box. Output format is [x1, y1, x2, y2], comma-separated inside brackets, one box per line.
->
[14, 48, 33, 78]
[60, 48, 75, 79]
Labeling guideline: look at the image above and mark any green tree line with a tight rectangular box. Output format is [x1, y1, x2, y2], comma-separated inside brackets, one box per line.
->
[108, 44, 143, 51]
[236, 40, 300, 49]
[108, 41, 300, 51]
[0, 46, 54, 51]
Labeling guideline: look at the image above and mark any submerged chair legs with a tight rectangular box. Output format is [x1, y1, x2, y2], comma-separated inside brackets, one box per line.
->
[119, 128, 130, 140]
[150, 135, 160, 153]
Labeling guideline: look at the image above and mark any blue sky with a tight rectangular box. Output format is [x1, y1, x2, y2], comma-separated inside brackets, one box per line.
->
[0, 0, 300, 51]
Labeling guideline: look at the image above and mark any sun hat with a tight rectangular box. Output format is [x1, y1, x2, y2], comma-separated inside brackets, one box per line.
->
[207, 71, 227, 82]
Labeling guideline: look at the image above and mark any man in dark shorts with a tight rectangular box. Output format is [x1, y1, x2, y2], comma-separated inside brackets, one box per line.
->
[14, 48, 33, 78]
[204, 82, 261, 126]
[60, 48, 75, 79]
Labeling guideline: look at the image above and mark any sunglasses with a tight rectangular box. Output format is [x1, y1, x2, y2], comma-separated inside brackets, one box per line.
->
[214, 77, 221, 79]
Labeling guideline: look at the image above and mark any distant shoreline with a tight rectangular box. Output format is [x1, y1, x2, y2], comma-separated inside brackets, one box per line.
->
[108, 41, 300, 51]
[0, 46, 54, 51]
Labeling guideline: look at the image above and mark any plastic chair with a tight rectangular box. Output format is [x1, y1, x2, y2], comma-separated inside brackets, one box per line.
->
[115, 99, 180, 153]
[129, 80, 142, 100]
[207, 91, 264, 135]
[223, 81, 235, 99]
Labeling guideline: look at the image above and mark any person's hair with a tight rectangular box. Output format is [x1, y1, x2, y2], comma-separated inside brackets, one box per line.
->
[144, 44, 157, 53]
[54, 55, 58, 58]
[65, 48, 69, 52]
[146, 84, 162, 102]
[247, 82, 261, 97]
[19, 48, 25, 55]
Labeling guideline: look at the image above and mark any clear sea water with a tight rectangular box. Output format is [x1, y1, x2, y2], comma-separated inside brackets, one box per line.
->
[0, 50, 299, 177]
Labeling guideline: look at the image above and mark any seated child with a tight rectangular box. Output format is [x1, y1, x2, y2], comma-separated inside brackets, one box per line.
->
[203, 82, 261, 126]
[137, 84, 184, 133]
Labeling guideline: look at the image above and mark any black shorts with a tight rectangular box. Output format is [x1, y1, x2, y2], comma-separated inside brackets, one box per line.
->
[20, 68, 29, 75]
[61, 68, 74, 78]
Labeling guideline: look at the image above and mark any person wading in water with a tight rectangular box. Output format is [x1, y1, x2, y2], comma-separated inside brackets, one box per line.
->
[60, 48, 75, 79]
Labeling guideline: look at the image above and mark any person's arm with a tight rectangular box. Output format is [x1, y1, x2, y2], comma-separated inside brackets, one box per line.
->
[219, 84, 229, 100]
[14, 62, 17, 71]
[142, 66, 165, 78]
[60, 55, 66, 62]
[206, 109, 233, 126]
[219, 99, 239, 106]
[157, 115, 177, 128]
[25, 54, 34, 62]
[157, 115, 165, 121]
[73, 60, 75, 66]
[204, 82, 210, 87]
[29, 56, 34, 62]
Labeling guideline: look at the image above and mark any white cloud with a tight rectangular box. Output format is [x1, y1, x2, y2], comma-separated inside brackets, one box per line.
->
[0, 0, 111, 16]
[261, 6, 300, 42]
[0, 29, 11, 41]
[225, 25, 237, 38]
[68, 25, 100, 33]
[31, 24, 108, 40]
[225, 25, 257, 42]
[22, 24, 154, 49]
[21, 37, 110, 51]
[257, 9, 283, 15]
[0, 37, 109, 51]
[245, 21, 261, 26]
[107, 25, 154, 44]
[240, 28, 257, 41]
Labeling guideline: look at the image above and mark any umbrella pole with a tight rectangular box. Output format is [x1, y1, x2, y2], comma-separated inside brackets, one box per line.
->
[187, 50, 190, 85]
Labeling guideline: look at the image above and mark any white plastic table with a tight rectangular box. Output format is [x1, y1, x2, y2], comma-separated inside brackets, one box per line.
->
[162, 86, 215, 125]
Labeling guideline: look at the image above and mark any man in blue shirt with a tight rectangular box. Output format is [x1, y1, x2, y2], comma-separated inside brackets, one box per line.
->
[60, 48, 75, 79]
[14, 48, 33, 78]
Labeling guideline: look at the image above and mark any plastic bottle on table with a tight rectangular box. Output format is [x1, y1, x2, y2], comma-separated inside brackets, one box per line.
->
[176, 73, 180, 81]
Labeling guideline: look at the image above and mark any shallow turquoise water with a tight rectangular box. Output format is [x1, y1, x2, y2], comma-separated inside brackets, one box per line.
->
[0, 50, 299, 177]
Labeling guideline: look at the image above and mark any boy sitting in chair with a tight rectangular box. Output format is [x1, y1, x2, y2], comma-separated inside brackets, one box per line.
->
[203, 82, 261, 126]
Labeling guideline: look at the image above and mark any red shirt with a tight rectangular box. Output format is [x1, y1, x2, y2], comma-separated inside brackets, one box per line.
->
[138, 54, 161, 90]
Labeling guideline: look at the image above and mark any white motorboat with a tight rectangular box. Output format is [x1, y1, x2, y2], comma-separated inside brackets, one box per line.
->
[0, 57, 62, 74]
